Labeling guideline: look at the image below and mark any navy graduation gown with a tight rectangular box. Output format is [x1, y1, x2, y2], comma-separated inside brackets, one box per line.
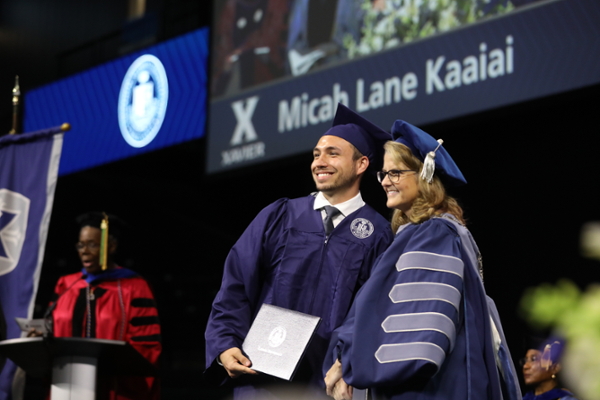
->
[328, 216, 521, 400]
[205, 195, 393, 394]
[523, 388, 577, 400]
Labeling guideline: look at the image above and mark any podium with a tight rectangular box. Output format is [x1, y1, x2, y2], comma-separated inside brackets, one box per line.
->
[0, 337, 156, 400]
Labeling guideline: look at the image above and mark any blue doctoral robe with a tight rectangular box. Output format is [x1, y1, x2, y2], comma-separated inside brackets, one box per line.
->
[205, 194, 393, 397]
[327, 215, 521, 400]
[523, 388, 577, 400]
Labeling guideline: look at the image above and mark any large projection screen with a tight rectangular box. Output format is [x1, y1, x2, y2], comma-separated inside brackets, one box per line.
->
[24, 27, 209, 176]
[207, 0, 600, 174]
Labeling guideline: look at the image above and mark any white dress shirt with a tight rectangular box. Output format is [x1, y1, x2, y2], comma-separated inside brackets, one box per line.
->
[313, 191, 365, 229]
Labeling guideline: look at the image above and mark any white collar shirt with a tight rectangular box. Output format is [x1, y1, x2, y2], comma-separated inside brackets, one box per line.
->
[313, 191, 365, 229]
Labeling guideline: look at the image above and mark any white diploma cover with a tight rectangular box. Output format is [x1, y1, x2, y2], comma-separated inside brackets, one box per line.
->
[15, 318, 48, 334]
[242, 304, 321, 381]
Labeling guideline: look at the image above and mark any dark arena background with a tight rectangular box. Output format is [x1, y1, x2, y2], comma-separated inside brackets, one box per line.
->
[1, 0, 599, 398]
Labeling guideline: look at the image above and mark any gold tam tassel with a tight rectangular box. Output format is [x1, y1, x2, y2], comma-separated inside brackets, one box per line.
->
[99, 213, 109, 271]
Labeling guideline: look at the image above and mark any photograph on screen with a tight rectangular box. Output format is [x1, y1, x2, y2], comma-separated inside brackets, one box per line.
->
[206, 0, 600, 175]
[210, 0, 547, 99]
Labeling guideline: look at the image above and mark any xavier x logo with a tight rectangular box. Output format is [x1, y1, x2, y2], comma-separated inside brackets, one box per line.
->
[0, 211, 16, 258]
[230, 96, 259, 146]
[0, 189, 30, 276]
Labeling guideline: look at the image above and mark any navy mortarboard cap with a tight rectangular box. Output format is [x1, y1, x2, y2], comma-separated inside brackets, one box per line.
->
[391, 119, 467, 187]
[323, 103, 391, 171]
[538, 337, 565, 367]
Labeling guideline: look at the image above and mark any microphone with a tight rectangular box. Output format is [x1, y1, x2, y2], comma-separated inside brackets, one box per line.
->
[42, 275, 84, 337]
[42, 300, 57, 337]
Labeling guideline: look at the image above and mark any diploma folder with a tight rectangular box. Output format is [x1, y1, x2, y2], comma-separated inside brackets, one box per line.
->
[242, 304, 320, 381]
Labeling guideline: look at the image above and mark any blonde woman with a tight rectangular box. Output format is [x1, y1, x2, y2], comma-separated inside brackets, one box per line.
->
[324, 120, 521, 400]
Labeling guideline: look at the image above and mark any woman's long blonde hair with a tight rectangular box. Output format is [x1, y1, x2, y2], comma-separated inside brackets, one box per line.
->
[384, 141, 465, 232]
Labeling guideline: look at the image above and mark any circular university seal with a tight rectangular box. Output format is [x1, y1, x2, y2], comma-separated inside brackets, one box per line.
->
[350, 218, 374, 239]
[268, 326, 287, 348]
[118, 54, 169, 148]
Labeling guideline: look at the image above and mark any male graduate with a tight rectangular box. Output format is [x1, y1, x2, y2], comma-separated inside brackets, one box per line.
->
[205, 104, 394, 399]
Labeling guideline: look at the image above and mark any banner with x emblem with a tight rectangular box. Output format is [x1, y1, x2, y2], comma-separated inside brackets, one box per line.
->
[0, 128, 64, 400]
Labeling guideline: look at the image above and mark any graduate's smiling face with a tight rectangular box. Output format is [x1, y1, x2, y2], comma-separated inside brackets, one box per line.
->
[311, 135, 366, 201]
[381, 152, 419, 214]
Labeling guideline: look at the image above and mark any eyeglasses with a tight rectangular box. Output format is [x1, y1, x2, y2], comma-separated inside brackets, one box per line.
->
[519, 355, 540, 366]
[377, 169, 416, 183]
[75, 242, 100, 251]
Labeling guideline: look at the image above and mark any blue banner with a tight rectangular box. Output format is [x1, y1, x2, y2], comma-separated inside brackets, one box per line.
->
[207, 0, 600, 173]
[0, 129, 64, 400]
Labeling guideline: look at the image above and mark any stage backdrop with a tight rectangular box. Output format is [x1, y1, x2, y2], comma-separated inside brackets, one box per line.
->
[207, 0, 600, 174]
[24, 27, 209, 176]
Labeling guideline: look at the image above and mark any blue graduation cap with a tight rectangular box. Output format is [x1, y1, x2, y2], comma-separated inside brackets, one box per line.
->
[322, 104, 391, 171]
[539, 338, 565, 367]
[391, 119, 467, 187]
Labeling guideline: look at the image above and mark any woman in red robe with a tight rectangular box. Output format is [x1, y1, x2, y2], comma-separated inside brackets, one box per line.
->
[48, 212, 161, 400]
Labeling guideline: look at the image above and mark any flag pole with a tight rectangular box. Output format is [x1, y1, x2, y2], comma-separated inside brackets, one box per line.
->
[8, 76, 20, 135]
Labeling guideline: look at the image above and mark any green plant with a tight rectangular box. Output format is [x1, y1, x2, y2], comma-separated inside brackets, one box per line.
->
[520, 280, 600, 400]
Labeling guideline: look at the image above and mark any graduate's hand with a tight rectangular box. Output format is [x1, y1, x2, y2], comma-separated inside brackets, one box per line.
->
[325, 360, 352, 399]
[218, 347, 258, 378]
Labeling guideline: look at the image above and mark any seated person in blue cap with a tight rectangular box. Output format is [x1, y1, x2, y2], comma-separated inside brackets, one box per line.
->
[521, 338, 578, 400]
[324, 120, 522, 400]
[204, 104, 394, 399]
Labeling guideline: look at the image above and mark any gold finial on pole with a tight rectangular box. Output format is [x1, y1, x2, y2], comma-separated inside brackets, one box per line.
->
[9, 76, 20, 135]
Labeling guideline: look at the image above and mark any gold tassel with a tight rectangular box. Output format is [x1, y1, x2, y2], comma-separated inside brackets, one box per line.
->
[99, 213, 109, 271]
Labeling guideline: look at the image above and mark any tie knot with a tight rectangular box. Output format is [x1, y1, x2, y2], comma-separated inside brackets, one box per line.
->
[323, 206, 341, 218]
